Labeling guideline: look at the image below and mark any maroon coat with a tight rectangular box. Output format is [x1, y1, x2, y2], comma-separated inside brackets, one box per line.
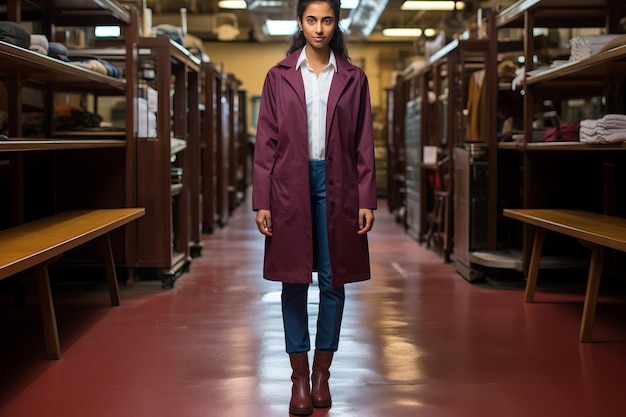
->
[252, 48, 377, 286]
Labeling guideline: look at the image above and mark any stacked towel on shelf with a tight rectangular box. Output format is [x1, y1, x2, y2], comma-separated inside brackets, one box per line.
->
[569, 35, 623, 62]
[29, 34, 48, 55]
[580, 114, 626, 144]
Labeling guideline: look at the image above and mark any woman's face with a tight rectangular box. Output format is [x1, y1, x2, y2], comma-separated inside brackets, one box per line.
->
[298, 1, 336, 52]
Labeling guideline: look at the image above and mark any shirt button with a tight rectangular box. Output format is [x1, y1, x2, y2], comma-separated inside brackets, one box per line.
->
[328, 179, 334, 185]
[330, 201, 335, 207]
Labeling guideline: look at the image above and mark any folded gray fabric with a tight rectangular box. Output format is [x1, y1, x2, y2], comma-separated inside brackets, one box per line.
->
[48, 41, 69, 61]
[0, 21, 30, 48]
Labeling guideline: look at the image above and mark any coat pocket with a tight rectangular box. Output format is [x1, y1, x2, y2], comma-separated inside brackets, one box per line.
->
[270, 175, 293, 219]
[339, 177, 359, 221]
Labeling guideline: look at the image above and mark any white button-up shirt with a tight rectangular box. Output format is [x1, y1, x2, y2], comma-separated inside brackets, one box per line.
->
[297, 47, 337, 161]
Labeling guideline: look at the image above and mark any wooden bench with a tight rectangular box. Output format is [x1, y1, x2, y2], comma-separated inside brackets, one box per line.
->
[503, 208, 626, 342]
[0, 208, 145, 359]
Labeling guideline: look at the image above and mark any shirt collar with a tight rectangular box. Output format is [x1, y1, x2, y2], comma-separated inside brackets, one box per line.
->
[296, 46, 338, 73]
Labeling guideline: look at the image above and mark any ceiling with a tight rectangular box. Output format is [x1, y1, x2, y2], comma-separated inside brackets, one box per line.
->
[135, 0, 489, 43]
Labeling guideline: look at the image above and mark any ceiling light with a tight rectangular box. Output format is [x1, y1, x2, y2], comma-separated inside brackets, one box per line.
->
[341, 0, 359, 8]
[248, 0, 285, 9]
[95, 26, 121, 37]
[423, 28, 437, 37]
[382, 27, 423, 37]
[218, 0, 247, 9]
[264, 19, 298, 36]
[401, 1, 465, 11]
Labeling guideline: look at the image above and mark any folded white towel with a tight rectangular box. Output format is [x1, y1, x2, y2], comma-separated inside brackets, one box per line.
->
[29, 34, 48, 55]
[579, 114, 626, 144]
[569, 35, 623, 61]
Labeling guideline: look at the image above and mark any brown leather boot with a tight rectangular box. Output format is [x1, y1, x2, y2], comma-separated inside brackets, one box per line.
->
[311, 350, 334, 408]
[288, 353, 313, 416]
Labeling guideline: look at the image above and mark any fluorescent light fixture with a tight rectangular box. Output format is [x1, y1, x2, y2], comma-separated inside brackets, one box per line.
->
[94, 26, 121, 37]
[265, 19, 298, 36]
[423, 28, 437, 37]
[218, 0, 247, 9]
[401, 1, 465, 11]
[341, 0, 359, 8]
[248, 0, 284, 9]
[382, 27, 423, 37]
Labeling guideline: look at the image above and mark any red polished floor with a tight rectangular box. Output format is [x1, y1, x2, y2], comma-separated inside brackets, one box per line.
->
[2, 197, 626, 417]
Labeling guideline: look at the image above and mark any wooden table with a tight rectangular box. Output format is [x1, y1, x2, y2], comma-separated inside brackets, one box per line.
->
[503, 208, 626, 342]
[0, 208, 145, 358]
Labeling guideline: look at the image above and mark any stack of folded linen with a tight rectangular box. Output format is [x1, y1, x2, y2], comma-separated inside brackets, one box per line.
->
[569, 35, 623, 61]
[580, 114, 626, 144]
[30, 34, 48, 55]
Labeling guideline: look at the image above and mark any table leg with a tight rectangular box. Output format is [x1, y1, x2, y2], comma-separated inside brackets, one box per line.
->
[100, 234, 121, 306]
[524, 227, 545, 303]
[35, 264, 60, 360]
[580, 245, 605, 343]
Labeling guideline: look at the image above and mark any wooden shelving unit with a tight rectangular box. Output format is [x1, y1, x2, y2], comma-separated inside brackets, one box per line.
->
[393, 38, 493, 269]
[133, 36, 201, 287]
[200, 62, 221, 234]
[489, 0, 626, 275]
[0, 0, 138, 271]
[1, 0, 245, 288]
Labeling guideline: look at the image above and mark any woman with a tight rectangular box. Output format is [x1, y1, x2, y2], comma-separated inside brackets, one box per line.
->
[252, 0, 376, 415]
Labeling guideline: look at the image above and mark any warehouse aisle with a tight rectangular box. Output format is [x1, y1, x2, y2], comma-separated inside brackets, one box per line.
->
[2, 196, 626, 417]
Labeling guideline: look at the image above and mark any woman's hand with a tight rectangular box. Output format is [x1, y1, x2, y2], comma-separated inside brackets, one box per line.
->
[357, 208, 375, 235]
[255, 209, 273, 237]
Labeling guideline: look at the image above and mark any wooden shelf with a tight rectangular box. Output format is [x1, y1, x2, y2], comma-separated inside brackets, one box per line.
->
[171, 183, 183, 196]
[138, 37, 201, 71]
[527, 45, 626, 85]
[428, 39, 490, 63]
[0, 139, 126, 152]
[53, 130, 126, 138]
[498, 141, 626, 151]
[23, 0, 131, 26]
[0, 42, 125, 91]
[496, 0, 610, 28]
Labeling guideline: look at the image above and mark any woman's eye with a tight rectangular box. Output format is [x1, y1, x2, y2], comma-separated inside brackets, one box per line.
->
[307, 17, 315, 24]
[323, 18, 333, 25]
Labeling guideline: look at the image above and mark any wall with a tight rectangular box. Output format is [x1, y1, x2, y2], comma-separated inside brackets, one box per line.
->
[202, 41, 415, 132]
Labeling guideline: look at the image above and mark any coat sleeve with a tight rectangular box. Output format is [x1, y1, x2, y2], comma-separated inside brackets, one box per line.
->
[355, 71, 378, 210]
[252, 68, 279, 211]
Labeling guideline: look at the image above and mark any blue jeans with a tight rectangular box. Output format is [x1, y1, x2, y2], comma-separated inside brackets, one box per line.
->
[281, 160, 346, 354]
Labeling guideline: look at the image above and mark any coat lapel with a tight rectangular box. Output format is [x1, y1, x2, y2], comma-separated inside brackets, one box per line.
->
[278, 51, 306, 112]
[326, 57, 354, 137]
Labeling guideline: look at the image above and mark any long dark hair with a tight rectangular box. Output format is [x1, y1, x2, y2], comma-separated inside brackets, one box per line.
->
[287, 0, 350, 60]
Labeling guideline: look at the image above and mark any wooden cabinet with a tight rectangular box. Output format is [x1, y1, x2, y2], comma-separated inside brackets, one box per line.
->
[384, 76, 407, 222]
[132, 37, 201, 287]
[432, 39, 492, 264]
[225, 74, 245, 214]
[200, 62, 221, 234]
[403, 96, 424, 241]
[397, 39, 493, 265]
[491, 0, 626, 273]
